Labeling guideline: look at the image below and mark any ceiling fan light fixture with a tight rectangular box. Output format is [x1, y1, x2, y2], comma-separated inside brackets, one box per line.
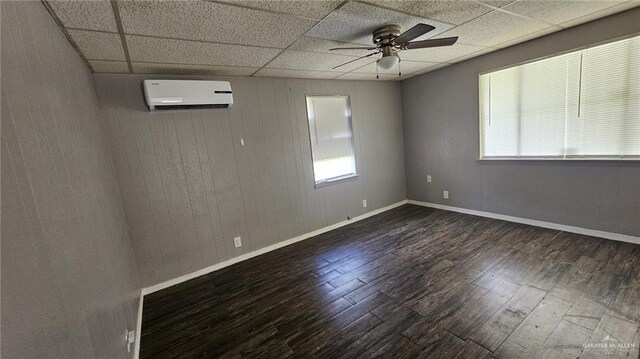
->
[377, 54, 399, 70]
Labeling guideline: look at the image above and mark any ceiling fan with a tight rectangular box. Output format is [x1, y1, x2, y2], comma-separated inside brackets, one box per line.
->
[329, 23, 458, 76]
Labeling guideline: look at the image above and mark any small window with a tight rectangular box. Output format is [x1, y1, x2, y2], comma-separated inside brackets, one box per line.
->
[479, 35, 640, 160]
[306, 95, 357, 186]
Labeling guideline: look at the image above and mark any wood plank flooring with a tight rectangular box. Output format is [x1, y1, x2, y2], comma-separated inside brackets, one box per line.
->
[140, 205, 640, 358]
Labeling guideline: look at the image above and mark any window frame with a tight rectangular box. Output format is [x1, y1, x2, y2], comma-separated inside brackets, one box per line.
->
[305, 94, 358, 188]
[477, 34, 640, 162]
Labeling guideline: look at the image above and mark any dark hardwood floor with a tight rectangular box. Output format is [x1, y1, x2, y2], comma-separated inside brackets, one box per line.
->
[140, 204, 640, 358]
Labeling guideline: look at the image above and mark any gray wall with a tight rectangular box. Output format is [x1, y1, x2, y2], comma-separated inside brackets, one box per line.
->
[402, 8, 640, 237]
[93, 74, 406, 287]
[1, 2, 140, 358]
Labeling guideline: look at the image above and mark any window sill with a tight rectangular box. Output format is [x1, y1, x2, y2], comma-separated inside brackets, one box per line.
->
[314, 174, 358, 189]
[477, 157, 640, 162]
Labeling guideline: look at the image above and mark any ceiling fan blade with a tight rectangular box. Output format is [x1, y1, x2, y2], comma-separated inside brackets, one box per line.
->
[404, 36, 458, 50]
[393, 23, 436, 45]
[329, 46, 378, 51]
[332, 51, 379, 70]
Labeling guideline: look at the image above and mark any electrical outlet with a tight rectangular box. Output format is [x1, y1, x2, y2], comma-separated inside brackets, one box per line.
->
[234, 236, 242, 248]
[443, 190, 449, 199]
[362, 200, 367, 208]
[126, 330, 135, 353]
[427, 175, 432, 183]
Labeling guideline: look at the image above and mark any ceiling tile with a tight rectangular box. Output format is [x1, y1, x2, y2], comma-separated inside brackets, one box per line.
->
[266, 50, 377, 72]
[502, 1, 626, 26]
[352, 60, 438, 74]
[67, 30, 126, 60]
[493, 25, 562, 48]
[218, 0, 342, 20]
[398, 42, 486, 62]
[418, 62, 456, 73]
[336, 72, 398, 80]
[479, 1, 516, 8]
[117, 0, 317, 48]
[132, 62, 258, 76]
[393, 73, 418, 81]
[48, 0, 118, 32]
[89, 60, 130, 73]
[289, 36, 375, 56]
[395, 62, 451, 79]
[361, 0, 494, 25]
[306, 1, 452, 45]
[254, 68, 340, 79]
[126, 35, 280, 67]
[559, 1, 640, 28]
[437, 9, 551, 47]
[443, 46, 496, 63]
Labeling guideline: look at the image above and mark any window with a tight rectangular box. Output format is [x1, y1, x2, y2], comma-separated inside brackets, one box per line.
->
[479, 35, 640, 160]
[306, 95, 357, 186]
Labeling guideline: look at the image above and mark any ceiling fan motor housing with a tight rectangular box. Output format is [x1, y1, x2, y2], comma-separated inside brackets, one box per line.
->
[373, 24, 401, 46]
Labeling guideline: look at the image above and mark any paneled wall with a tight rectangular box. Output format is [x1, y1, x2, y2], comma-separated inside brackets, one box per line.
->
[93, 74, 406, 287]
[402, 8, 640, 237]
[1, 2, 140, 358]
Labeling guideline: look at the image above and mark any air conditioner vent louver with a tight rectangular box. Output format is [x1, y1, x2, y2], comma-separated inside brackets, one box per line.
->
[153, 104, 230, 110]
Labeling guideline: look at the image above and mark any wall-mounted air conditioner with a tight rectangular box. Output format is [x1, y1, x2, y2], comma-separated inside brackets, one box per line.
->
[143, 80, 233, 110]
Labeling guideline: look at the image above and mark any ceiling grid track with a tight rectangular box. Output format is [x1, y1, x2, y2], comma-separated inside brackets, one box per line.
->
[110, 0, 133, 73]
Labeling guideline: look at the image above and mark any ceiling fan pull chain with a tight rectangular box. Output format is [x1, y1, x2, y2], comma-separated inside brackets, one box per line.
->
[399, 58, 402, 77]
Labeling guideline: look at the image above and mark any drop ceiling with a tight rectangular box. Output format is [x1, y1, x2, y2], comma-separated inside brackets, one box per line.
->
[46, 0, 639, 81]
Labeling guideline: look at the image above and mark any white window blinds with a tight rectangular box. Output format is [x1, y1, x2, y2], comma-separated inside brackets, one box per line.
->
[480, 35, 640, 159]
[306, 95, 357, 185]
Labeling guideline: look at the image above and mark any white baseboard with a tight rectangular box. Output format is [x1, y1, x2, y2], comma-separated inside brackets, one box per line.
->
[407, 200, 640, 245]
[133, 290, 143, 359]
[140, 200, 409, 296]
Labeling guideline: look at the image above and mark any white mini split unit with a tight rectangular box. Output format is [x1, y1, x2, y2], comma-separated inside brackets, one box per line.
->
[143, 80, 233, 110]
